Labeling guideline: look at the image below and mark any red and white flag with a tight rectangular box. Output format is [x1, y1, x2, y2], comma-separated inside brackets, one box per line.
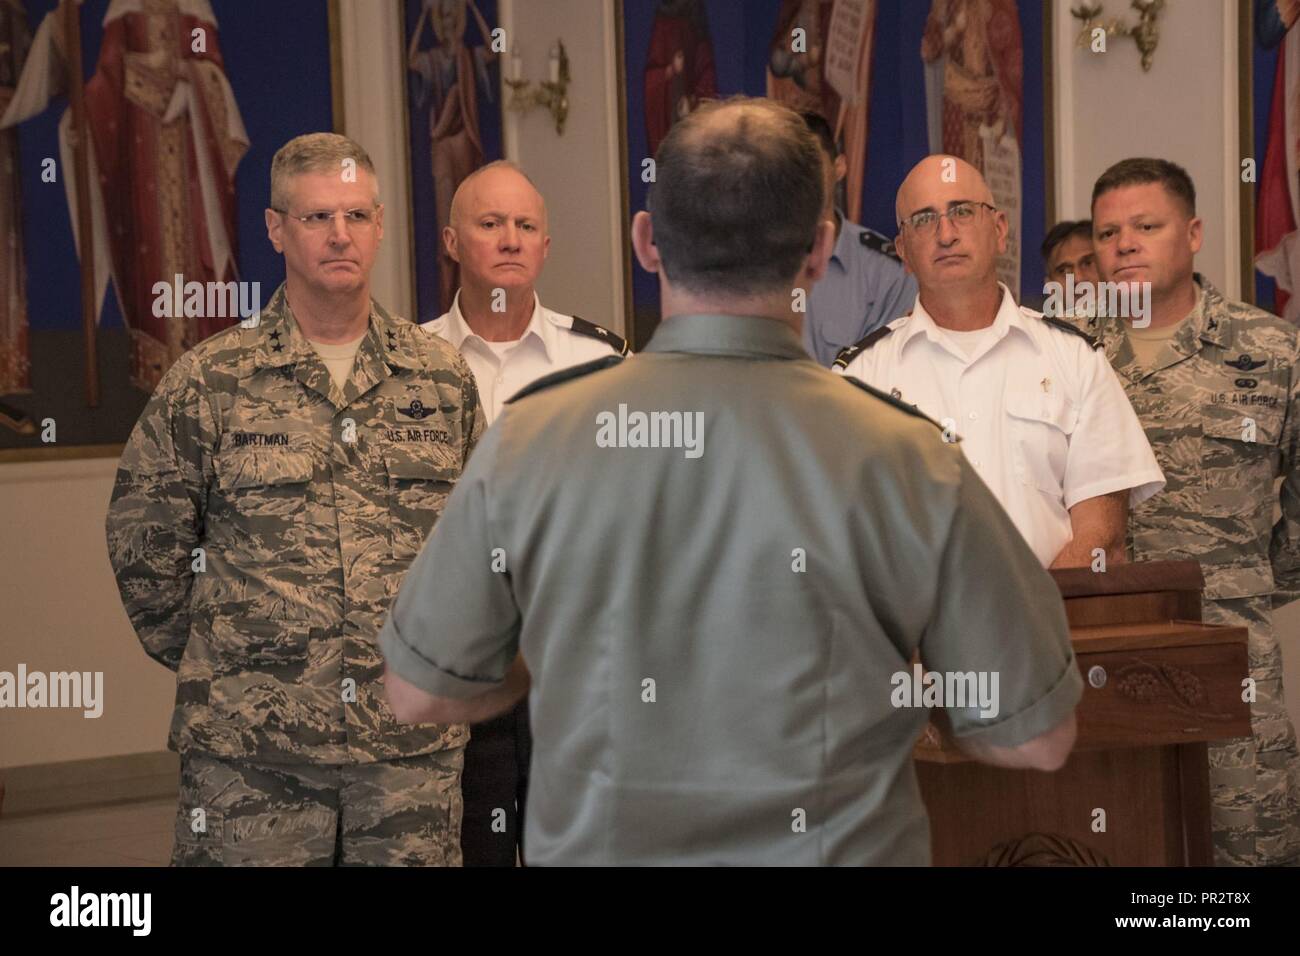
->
[1257, 26, 1300, 321]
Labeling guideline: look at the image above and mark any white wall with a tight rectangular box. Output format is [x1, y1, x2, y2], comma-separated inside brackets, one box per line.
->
[335, 0, 415, 320]
[500, 0, 626, 332]
[0, 458, 173, 768]
[1053, 0, 1240, 297]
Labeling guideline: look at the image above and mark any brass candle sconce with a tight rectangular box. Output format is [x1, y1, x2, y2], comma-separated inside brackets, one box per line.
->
[1072, 0, 1165, 73]
[505, 40, 570, 135]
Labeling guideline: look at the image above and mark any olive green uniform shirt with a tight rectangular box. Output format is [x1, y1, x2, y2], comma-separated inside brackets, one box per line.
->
[381, 313, 1082, 864]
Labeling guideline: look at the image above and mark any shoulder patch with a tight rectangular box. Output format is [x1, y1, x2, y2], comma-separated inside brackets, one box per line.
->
[570, 316, 630, 356]
[841, 376, 953, 437]
[504, 354, 625, 405]
[1041, 315, 1101, 349]
[859, 227, 902, 262]
[832, 323, 895, 369]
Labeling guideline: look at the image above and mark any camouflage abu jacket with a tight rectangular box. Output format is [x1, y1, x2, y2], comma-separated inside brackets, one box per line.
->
[1078, 275, 1300, 605]
[106, 283, 484, 764]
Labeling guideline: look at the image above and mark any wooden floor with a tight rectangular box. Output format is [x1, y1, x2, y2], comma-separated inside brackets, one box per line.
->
[0, 798, 174, 866]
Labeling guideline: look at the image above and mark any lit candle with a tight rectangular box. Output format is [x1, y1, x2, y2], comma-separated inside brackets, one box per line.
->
[510, 47, 522, 81]
[548, 43, 560, 84]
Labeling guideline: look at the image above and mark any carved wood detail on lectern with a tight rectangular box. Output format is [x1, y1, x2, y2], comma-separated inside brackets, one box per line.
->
[976, 832, 1111, 867]
[1114, 659, 1235, 720]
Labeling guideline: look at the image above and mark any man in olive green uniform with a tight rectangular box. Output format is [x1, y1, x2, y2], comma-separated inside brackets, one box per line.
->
[106, 133, 483, 865]
[377, 98, 1081, 865]
[1087, 157, 1300, 866]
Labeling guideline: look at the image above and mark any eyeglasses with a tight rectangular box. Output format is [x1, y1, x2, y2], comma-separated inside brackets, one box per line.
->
[898, 201, 996, 237]
[272, 206, 381, 230]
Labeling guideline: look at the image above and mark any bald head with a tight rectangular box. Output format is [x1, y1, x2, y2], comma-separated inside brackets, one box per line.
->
[449, 161, 547, 233]
[444, 160, 551, 296]
[895, 155, 993, 226]
[892, 154, 1006, 300]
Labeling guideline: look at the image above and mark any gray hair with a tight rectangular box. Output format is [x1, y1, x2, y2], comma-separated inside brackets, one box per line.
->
[270, 132, 378, 211]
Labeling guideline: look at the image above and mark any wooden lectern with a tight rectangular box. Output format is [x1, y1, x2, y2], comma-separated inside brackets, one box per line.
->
[915, 560, 1250, 866]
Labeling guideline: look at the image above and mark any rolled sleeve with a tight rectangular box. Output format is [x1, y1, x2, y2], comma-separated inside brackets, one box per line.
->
[953, 654, 1084, 749]
[378, 425, 521, 698]
[1064, 348, 1165, 509]
[922, 457, 1083, 746]
[379, 615, 506, 699]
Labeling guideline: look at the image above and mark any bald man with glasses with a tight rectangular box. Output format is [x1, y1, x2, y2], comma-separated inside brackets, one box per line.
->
[834, 155, 1163, 569]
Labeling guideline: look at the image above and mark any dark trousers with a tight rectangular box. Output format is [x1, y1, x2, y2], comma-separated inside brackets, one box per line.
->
[459, 697, 532, 866]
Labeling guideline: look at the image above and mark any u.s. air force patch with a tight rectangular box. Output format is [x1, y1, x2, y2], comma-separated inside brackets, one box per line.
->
[1209, 390, 1279, 407]
[385, 426, 454, 443]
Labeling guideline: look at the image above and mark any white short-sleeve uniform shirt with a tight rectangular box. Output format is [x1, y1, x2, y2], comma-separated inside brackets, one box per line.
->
[834, 284, 1165, 566]
[423, 291, 627, 425]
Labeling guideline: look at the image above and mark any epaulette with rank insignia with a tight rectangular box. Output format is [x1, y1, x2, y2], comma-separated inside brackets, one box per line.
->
[1041, 315, 1102, 350]
[570, 316, 630, 356]
[832, 323, 895, 370]
[504, 354, 625, 405]
[841, 376, 954, 438]
[859, 226, 902, 262]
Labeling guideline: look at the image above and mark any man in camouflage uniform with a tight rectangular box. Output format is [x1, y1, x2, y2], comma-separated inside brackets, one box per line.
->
[106, 133, 483, 865]
[1086, 157, 1300, 865]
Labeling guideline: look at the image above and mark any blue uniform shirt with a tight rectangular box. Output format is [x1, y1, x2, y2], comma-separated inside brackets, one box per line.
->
[803, 216, 917, 367]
